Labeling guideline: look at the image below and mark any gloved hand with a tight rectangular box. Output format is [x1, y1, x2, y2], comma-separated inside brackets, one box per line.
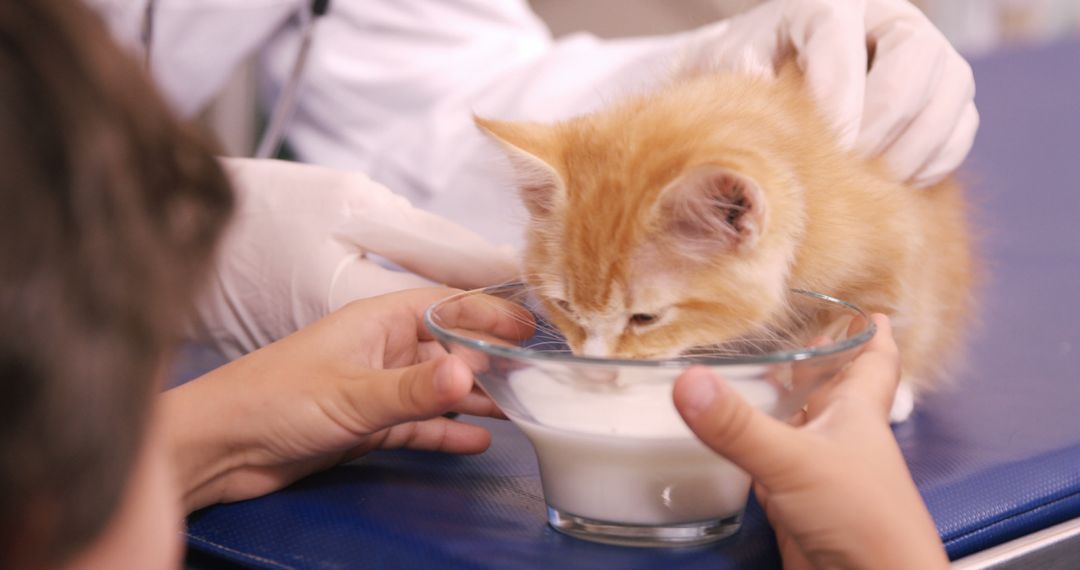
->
[680, 0, 978, 187]
[189, 158, 519, 359]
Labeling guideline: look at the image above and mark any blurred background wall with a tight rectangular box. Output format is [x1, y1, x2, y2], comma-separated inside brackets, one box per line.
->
[912, 0, 1080, 53]
[530, 0, 1080, 52]
[205, 0, 1080, 156]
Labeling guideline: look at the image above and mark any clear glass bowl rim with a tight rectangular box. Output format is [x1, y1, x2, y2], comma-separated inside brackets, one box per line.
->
[424, 283, 877, 368]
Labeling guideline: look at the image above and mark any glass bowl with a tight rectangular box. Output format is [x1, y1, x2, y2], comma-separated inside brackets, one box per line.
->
[424, 282, 874, 547]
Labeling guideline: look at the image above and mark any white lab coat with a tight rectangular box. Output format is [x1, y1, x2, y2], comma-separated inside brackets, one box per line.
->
[88, 0, 687, 246]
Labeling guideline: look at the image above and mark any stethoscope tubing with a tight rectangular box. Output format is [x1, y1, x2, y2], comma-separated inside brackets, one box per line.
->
[140, 0, 329, 158]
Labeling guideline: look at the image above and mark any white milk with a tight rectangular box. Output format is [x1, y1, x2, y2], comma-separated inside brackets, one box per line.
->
[508, 366, 777, 525]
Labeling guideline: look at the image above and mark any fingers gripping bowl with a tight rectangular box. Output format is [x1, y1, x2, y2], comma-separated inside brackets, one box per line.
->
[424, 283, 875, 547]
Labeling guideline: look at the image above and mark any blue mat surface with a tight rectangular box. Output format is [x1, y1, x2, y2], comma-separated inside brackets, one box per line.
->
[184, 40, 1080, 568]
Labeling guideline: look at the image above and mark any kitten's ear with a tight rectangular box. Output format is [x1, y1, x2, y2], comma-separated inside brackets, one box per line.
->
[657, 165, 766, 254]
[475, 116, 565, 217]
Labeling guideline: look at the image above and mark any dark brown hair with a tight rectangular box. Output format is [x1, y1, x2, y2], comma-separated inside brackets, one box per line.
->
[0, 1, 234, 566]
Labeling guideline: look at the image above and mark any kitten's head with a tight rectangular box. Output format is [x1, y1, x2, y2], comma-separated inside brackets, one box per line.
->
[477, 73, 811, 358]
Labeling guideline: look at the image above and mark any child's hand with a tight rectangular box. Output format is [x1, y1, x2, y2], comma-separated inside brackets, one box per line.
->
[673, 315, 948, 570]
[162, 288, 531, 513]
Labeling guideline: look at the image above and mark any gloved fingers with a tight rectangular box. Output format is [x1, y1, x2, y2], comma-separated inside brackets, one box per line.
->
[905, 101, 980, 187]
[677, 2, 778, 76]
[681, 0, 869, 145]
[335, 207, 519, 290]
[327, 253, 435, 311]
[856, 29, 944, 158]
[857, 0, 975, 183]
[226, 159, 518, 291]
[874, 45, 975, 184]
[783, 0, 869, 147]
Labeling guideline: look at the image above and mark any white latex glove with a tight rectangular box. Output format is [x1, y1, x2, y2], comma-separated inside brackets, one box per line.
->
[190, 158, 519, 359]
[681, 0, 978, 187]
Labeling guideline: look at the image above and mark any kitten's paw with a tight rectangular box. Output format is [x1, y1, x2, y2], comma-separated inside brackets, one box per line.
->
[889, 382, 916, 423]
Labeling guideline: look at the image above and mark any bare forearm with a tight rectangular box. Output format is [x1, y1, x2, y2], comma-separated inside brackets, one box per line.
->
[868, 491, 949, 570]
[159, 367, 242, 514]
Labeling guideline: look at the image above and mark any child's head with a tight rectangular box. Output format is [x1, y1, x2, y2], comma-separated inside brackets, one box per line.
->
[0, 1, 233, 567]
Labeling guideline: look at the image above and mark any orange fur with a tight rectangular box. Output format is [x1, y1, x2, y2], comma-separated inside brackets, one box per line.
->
[476, 65, 975, 392]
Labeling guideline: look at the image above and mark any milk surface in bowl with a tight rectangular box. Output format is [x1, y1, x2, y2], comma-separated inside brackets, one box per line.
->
[424, 283, 874, 547]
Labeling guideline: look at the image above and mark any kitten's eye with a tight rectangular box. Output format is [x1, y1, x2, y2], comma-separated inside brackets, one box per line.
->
[629, 313, 659, 326]
[553, 299, 573, 313]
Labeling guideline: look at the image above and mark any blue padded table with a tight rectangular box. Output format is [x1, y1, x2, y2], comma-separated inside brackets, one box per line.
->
[183, 40, 1080, 568]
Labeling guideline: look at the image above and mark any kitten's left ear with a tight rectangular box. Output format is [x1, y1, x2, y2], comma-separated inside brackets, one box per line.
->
[474, 116, 565, 217]
[656, 165, 766, 254]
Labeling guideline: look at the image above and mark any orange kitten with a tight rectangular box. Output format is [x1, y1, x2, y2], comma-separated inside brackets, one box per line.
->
[476, 63, 975, 421]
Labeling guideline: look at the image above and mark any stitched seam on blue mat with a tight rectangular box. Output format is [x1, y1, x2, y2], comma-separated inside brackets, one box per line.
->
[932, 445, 1080, 543]
[942, 489, 1080, 549]
[188, 535, 297, 570]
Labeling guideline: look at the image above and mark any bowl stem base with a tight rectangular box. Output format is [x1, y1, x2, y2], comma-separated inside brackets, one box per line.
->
[547, 506, 742, 548]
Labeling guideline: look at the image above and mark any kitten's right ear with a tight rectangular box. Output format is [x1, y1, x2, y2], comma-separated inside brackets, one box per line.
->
[656, 165, 767, 255]
[474, 116, 565, 217]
